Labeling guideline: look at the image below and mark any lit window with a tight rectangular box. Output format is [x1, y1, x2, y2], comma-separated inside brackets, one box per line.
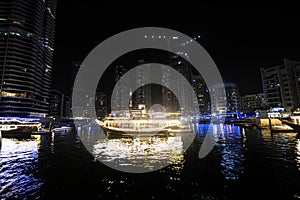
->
[12, 21, 22, 25]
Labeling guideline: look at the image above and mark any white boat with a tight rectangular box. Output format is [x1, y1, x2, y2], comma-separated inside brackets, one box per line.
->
[96, 118, 169, 136]
[96, 111, 187, 136]
[52, 126, 73, 132]
[0, 118, 41, 136]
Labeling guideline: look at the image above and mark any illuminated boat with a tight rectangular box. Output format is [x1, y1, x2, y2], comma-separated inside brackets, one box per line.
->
[95, 111, 186, 136]
[52, 126, 73, 132]
[0, 118, 41, 137]
[96, 117, 169, 136]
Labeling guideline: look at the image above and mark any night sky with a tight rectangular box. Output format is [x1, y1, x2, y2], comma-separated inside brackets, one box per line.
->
[53, 4, 300, 96]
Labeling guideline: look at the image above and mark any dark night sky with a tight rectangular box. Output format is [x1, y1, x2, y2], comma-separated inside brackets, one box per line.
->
[53, 4, 300, 96]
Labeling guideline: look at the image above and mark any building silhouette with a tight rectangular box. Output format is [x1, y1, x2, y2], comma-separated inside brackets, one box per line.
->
[0, 0, 57, 117]
[112, 65, 131, 111]
[210, 83, 239, 114]
[191, 74, 210, 114]
[95, 92, 107, 118]
[132, 60, 152, 110]
[49, 89, 70, 120]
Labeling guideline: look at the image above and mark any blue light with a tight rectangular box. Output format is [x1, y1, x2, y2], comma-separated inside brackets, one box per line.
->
[0, 117, 41, 122]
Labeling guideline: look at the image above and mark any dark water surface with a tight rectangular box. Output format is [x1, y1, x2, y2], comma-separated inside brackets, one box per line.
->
[1, 124, 299, 199]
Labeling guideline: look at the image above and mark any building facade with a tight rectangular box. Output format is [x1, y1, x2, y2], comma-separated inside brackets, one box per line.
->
[132, 60, 152, 110]
[112, 61, 152, 111]
[240, 93, 265, 113]
[112, 65, 131, 111]
[95, 92, 107, 118]
[161, 51, 194, 114]
[210, 83, 239, 114]
[0, 0, 57, 117]
[261, 59, 300, 112]
[191, 74, 210, 114]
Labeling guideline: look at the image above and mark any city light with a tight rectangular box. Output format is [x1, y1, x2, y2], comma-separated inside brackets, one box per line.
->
[1, 2, 300, 199]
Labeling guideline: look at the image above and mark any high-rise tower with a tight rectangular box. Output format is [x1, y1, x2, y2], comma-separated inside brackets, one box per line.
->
[0, 0, 57, 117]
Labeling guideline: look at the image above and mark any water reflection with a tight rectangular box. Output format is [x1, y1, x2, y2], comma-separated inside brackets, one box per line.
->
[217, 124, 244, 180]
[197, 124, 245, 180]
[78, 125, 186, 172]
[0, 123, 299, 199]
[0, 137, 43, 199]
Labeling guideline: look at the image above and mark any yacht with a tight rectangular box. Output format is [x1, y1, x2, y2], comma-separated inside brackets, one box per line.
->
[0, 117, 41, 136]
[96, 110, 187, 136]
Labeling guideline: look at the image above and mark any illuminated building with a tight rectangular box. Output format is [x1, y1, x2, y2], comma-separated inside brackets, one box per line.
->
[0, 0, 57, 117]
[112, 61, 152, 111]
[167, 53, 193, 113]
[210, 83, 239, 114]
[261, 59, 300, 112]
[240, 93, 265, 113]
[112, 65, 131, 111]
[132, 60, 152, 110]
[159, 35, 201, 114]
[95, 92, 107, 118]
[191, 74, 210, 114]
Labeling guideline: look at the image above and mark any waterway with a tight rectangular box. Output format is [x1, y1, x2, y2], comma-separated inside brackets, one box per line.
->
[0, 124, 299, 199]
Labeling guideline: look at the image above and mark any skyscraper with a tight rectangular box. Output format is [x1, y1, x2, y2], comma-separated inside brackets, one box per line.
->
[210, 83, 239, 114]
[95, 92, 107, 118]
[112, 65, 131, 111]
[191, 74, 210, 114]
[0, 0, 57, 117]
[163, 53, 193, 113]
[132, 59, 151, 110]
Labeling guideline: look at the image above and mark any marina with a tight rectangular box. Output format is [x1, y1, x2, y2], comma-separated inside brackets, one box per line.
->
[1, 2, 300, 199]
[0, 122, 299, 199]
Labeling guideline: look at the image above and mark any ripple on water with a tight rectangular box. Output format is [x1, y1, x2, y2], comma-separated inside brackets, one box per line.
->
[0, 138, 43, 199]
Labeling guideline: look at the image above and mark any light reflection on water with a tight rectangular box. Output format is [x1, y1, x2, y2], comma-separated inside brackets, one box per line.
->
[216, 124, 245, 180]
[0, 123, 299, 199]
[0, 137, 43, 199]
[92, 136, 184, 171]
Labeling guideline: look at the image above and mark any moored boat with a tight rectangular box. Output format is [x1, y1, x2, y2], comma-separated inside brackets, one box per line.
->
[0, 118, 41, 137]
